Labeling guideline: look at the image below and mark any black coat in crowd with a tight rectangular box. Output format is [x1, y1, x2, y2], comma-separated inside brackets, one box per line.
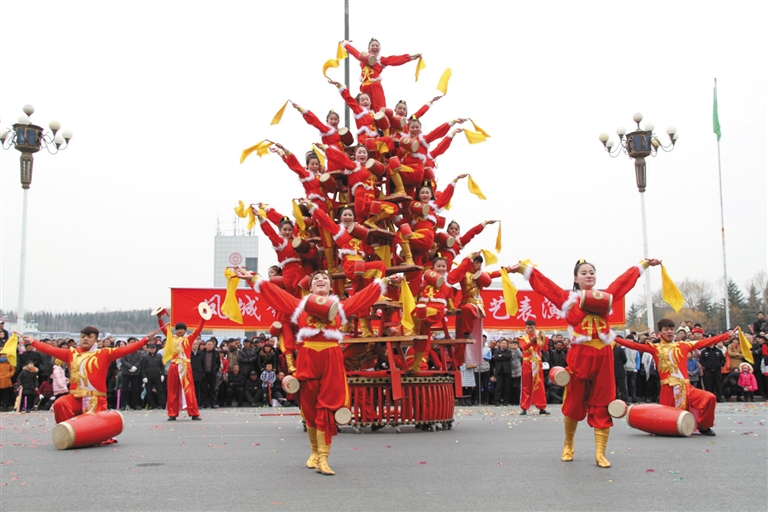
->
[141, 352, 166, 380]
[699, 346, 725, 371]
[613, 344, 627, 377]
[492, 348, 513, 375]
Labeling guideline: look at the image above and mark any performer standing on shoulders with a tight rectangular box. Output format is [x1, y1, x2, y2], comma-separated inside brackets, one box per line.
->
[508, 257, 660, 468]
[234, 266, 401, 475]
[518, 320, 550, 416]
[23, 326, 157, 424]
[614, 318, 735, 436]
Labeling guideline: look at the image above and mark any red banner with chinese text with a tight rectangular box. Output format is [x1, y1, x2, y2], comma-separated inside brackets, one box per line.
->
[170, 287, 625, 331]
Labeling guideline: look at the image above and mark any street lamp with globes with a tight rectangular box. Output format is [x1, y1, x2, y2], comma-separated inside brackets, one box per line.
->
[599, 112, 677, 332]
[1, 104, 73, 332]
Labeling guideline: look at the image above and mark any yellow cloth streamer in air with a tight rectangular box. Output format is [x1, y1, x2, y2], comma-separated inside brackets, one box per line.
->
[736, 327, 754, 364]
[467, 175, 487, 200]
[469, 119, 490, 138]
[495, 222, 502, 253]
[400, 279, 416, 331]
[0, 333, 18, 367]
[480, 249, 498, 266]
[222, 268, 243, 324]
[240, 140, 273, 163]
[234, 200, 257, 231]
[415, 57, 426, 82]
[271, 100, 290, 125]
[660, 264, 685, 313]
[464, 129, 487, 144]
[312, 143, 326, 168]
[323, 42, 349, 78]
[500, 268, 519, 316]
[292, 200, 306, 231]
[437, 68, 452, 94]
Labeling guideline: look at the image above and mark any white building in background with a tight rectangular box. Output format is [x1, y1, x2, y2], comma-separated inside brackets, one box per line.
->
[212, 235, 259, 339]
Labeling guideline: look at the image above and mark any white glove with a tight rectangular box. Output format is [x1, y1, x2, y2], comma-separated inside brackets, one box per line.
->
[39, 394, 44, 399]
[161, 375, 165, 382]
[142, 378, 148, 383]
[130, 366, 137, 372]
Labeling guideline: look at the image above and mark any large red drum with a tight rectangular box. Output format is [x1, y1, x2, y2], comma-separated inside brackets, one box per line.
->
[387, 156, 401, 171]
[608, 399, 628, 418]
[548, 366, 571, 387]
[409, 201, 429, 216]
[269, 321, 282, 337]
[423, 269, 445, 288]
[52, 410, 125, 450]
[379, 107, 394, 119]
[580, 290, 614, 315]
[391, 114, 407, 130]
[319, 172, 337, 193]
[338, 127, 354, 146]
[399, 137, 419, 153]
[304, 294, 339, 322]
[360, 52, 377, 66]
[291, 237, 311, 254]
[348, 223, 369, 240]
[434, 231, 455, 248]
[365, 158, 386, 176]
[282, 375, 300, 394]
[473, 271, 492, 288]
[374, 111, 390, 131]
[626, 403, 695, 437]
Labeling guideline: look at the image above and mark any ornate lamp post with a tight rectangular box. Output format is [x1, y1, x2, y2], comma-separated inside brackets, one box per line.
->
[599, 113, 677, 332]
[1, 104, 73, 332]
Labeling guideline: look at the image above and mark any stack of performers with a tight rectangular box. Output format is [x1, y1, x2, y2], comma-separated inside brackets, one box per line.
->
[239, 38, 503, 474]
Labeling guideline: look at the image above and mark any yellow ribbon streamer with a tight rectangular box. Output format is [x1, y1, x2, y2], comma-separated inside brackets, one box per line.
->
[415, 56, 426, 82]
[292, 200, 306, 231]
[240, 140, 273, 163]
[233, 200, 257, 231]
[322, 43, 349, 78]
[737, 327, 754, 364]
[495, 221, 502, 253]
[469, 119, 491, 138]
[311, 143, 326, 168]
[400, 280, 416, 331]
[480, 249, 498, 266]
[374, 245, 392, 268]
[660, 264, 685, 313]
[436, 68, 452, 95]
[500, 268, 519, 316]
[463, 129, 487, 144]
[271, 100, 290, 126]
[467, 175, 487, 200]
[222, 268, 244, 324]
[162, 323, 174, 365]
[0, 333, 18, 367]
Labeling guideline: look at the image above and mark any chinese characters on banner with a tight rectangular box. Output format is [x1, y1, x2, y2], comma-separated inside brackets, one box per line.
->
[170, 288, 625, 331]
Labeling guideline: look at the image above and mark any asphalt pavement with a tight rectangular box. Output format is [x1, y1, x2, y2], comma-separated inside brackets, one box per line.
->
[1, 402, 765, 511]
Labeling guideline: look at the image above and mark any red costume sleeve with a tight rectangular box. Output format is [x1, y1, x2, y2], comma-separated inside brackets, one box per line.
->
[381, 54, 412, 67]
[344, 42, 361, 60]
[488, 270, 501, 279]
[425, 122, 451, 143]
[29, 341, 71, 363]
[517, 336, 532, 352]
[341, 279, 387, 317]
[338, 85, 363, 116]
[310, 207, 342, 238]
[250, 279, 302, 317]
[265, 207, 286, 227]
[301, 110, 331, 134]
[106, 337, 150, 363]
[325, 145, 357, 172]
[259, 217, 287, 248]
[613, 337, 655, 355]
[691, 331, 730, 351]
[188, 319, 205, 344]
[604, 264, 645, 302]
[459, 223, 485, 248]
[413, 102, 430, 119]
[448, 257, 473, 285]
[526, 268, 570, 311]
[429, 134, 455, 160]
[435, 182, 455, 210]
[282, 152, 310, 180]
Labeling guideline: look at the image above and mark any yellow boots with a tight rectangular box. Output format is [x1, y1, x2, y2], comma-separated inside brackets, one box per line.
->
[594, 428, 611, 468]
[316, 430, 335, 475]
[306, 426, 319, 469]
[561, 416, 577, 462]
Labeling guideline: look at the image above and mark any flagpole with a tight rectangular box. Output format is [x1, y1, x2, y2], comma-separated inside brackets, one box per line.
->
[714, 78, 731, 329]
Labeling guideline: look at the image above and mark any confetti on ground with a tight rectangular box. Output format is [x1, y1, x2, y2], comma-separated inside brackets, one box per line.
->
[669, 470, 679, 474]
[672, 478, 683, 482]
[646, 469, 655, 473]
[703, 449, 709, 452]
[386, 445, 391, 448]
[418, 461, 426, 465]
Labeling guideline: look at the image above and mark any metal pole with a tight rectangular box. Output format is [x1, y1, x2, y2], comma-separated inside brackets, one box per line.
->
[344, 0, 350, 129]
[18, 186, 30, 332]
[639, 190, 654, 332]
[715, 79, 730, 329]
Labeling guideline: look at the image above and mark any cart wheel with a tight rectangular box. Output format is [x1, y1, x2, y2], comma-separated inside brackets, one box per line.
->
[353, 425, 361, 434]
[395, 426, 402, 434]
[446, 420, 453, 430]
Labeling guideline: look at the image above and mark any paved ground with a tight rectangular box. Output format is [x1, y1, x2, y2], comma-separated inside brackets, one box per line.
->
[1, 402, 765, 511]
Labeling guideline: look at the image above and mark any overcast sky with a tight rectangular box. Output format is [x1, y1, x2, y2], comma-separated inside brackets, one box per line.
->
[0, 0, 765, 314]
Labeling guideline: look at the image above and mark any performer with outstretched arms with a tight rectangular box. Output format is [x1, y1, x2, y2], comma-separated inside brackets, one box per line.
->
[614, 318, 735, 436]
[23, 326, 159, 424]
[342, 38, 421, 112]
[517, 320, 550, 416]
[253, 207, 309, 298]
[290, 102, 345, 149]
[234, 266, 400, 475]
[508, 258, 660, 468]
[436, 219, 498, 269]
[157, 313, 206, 421]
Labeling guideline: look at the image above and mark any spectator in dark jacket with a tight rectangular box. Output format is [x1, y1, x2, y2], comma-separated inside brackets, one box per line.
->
[120, 338, 144, 410]
[244, 370, 263, 406]
[141, 344, 166, 409]
[258, 344, 279, 373]
[700, 344, 726, 401]
[18, 343, 42, 379]
[18, 362, 39, 412]
[613, 343, 628, 401]
[237, 339, 258, 377]
[201, 340, 221, 408]
[190, 339, 205, 405]
[225, 365, 246, 406]
[549, 341, 568, 368]
[492, 340, 514, 406]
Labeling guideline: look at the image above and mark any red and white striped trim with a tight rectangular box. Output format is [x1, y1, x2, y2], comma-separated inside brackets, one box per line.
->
[279, 257, 301, 269]
[339, 248, 366, 258]
[273, 240, 288, 252]
[419, 297, 447, 306]
[299, 175, 314, 184]
[333, 225, 346, 241]
[321, 126, 337, 138]
[296, 327, 344, 344]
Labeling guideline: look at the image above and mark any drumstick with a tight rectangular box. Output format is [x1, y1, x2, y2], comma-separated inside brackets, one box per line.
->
[15, 386, 23, 413]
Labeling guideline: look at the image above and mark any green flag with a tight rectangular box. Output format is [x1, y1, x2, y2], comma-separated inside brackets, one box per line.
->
[713, 83, 722, 141]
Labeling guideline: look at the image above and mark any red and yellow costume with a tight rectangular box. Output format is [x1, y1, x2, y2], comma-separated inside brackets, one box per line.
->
[393, 122, 453, 192]
[31, 338, 149, 424]
[342, 42, 414, 112]
[394, 180, 456, 266]
[295, 105, 344, 150]
[409, 271, 454, 371]
[614, 332, 730, 432]
[436, 221, 488, 269]
[518, 333, 548, 411]
[517, 260, 648, 467]
[258, 213, 308, 299]
[337, 84, 394, 150]
[247, 275, 388, 474]
[447, 258, 501, 367]
[162, 319, 204, 419]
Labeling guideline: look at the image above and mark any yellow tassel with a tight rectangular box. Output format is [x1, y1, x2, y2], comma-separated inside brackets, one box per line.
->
[464, 129, 487, 144]
[400, 280, 416, 331]
[436, 68, 452, 95]
[738, 327, 754, 364]
[292, 200, 306, 231]
[222, 268, 243, 324]
[415, 56, 426, 82]
[500, 268, 519, 316]
[660, 264, 685, 313]
[495, 221, 502, 253]
[467, 175, 487, 200]
[271, 100, 290, 126]
[480, 249, 498, 266]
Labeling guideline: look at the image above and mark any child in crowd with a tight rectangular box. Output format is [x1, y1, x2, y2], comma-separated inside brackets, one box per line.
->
[738, 363, 758, 402]
[0, 354, 15, 411]
[261, 363, 277, 406]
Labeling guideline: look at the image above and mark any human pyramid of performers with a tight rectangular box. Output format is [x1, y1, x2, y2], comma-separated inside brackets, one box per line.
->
[19, 37, 740, 476]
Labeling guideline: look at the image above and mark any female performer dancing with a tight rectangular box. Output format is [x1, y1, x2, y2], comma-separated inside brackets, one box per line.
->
[508, 258, 660, 468]
[234, 266, 398, 475]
